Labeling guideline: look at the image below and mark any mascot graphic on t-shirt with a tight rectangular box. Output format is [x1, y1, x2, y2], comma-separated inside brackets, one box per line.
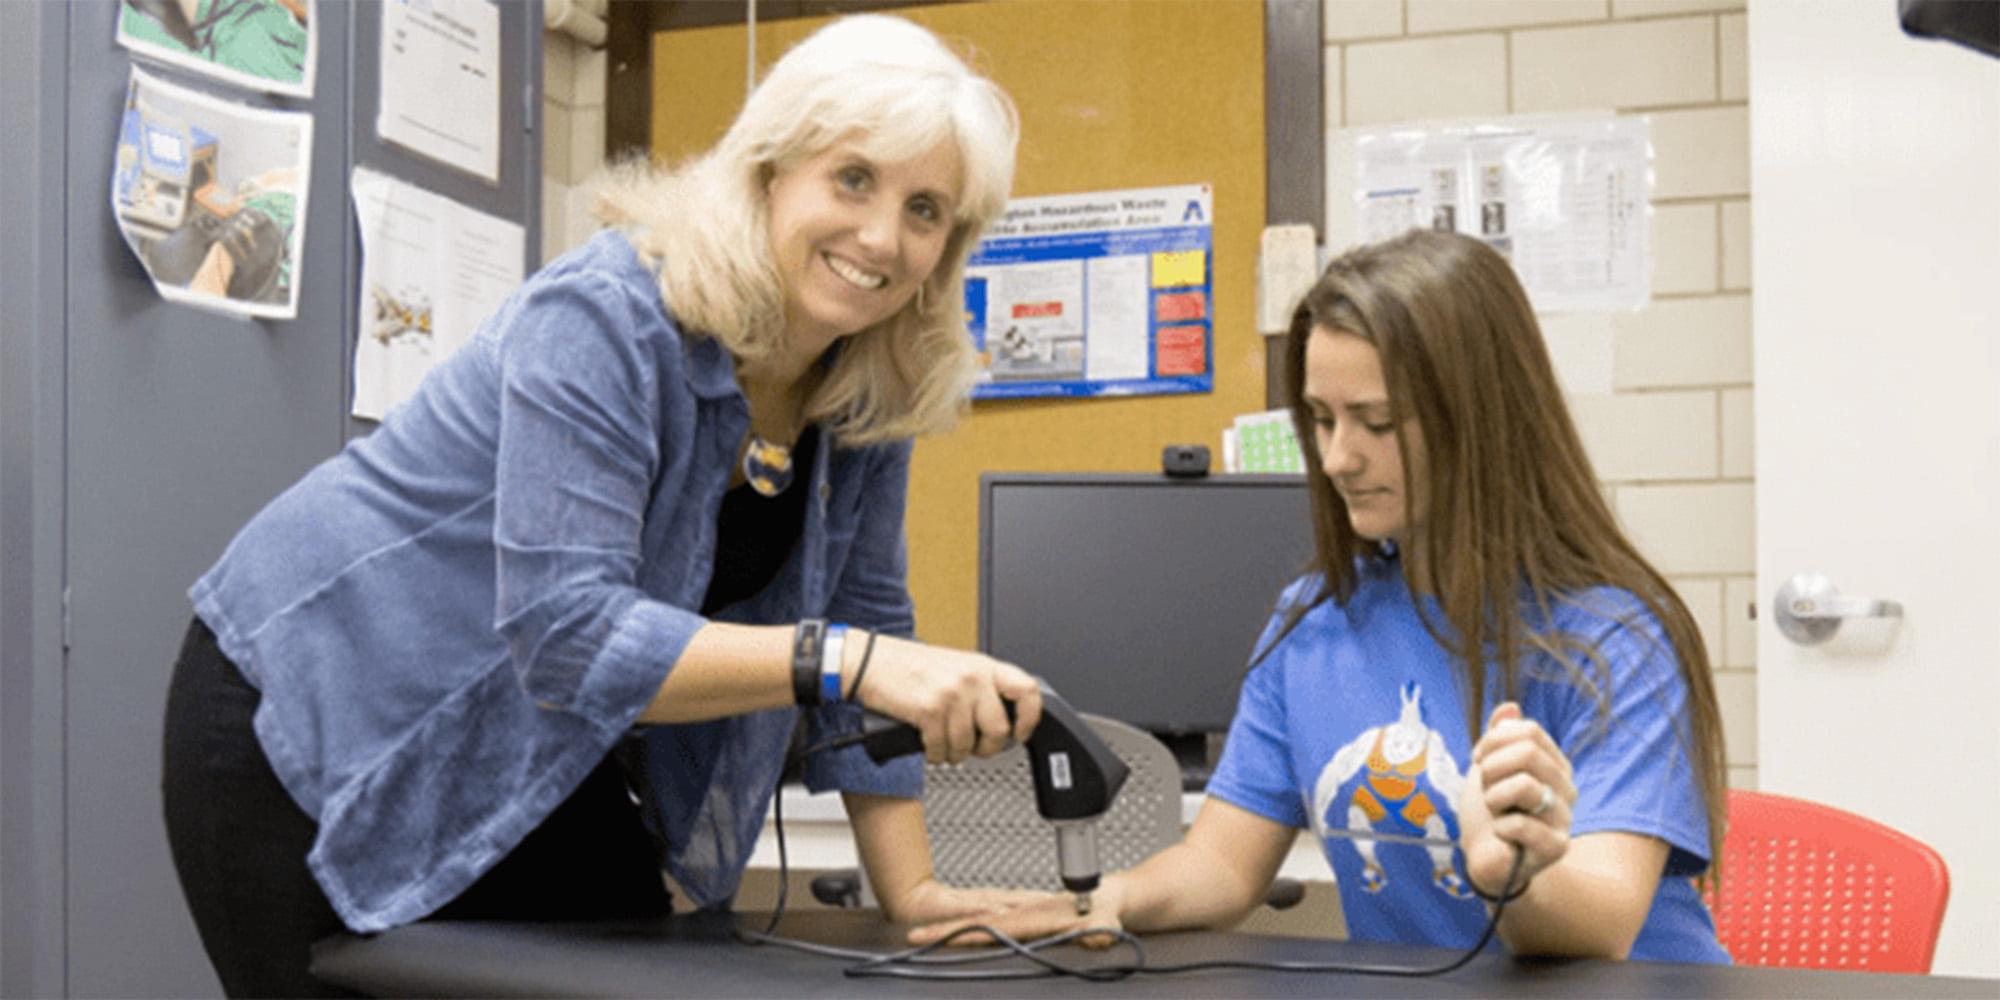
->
[1311, 681, 1474, 899]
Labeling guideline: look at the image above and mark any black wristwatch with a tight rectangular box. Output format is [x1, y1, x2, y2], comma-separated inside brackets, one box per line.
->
[791, 619, 828, 707]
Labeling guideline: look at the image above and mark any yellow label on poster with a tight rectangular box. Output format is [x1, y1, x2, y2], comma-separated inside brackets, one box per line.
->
[1151, 249, 1206, 289]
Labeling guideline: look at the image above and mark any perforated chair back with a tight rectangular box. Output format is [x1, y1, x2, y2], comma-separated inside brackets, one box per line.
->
[1705, 789, 1950, 973]
[922, 713, 1183, 891]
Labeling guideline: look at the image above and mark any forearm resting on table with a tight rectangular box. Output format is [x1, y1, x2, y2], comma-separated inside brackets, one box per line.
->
[1118, 799, 1293, 933]
[1493, 831, 1667, 959]
[844, 793, 933, 923]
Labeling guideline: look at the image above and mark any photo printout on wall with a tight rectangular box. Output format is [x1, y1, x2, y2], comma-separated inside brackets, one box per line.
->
[116, 0, 318, 99]
[111, 67, 314, 320]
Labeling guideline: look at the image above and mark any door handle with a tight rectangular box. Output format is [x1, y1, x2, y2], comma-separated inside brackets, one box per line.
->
[1773, 573, 1903, 645]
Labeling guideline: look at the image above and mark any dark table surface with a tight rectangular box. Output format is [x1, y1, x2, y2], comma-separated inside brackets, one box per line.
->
[311, 908, 1998, 999]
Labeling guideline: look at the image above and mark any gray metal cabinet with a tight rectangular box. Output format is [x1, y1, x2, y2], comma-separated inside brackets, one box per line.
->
[1, 3, 539, 995]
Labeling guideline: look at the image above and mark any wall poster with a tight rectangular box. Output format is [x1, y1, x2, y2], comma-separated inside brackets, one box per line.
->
[967, 184, 1214, 400]
[1330, 113, 1653, 313]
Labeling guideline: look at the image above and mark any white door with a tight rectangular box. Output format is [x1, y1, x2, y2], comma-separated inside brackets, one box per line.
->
[1751, 1, 1999, 978]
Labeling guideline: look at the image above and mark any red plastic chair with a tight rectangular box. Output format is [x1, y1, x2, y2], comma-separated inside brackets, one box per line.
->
[1704, 789, 1950, 973]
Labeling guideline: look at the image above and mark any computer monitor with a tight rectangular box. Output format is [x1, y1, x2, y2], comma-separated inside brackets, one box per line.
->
[977, 472, 1312, 775]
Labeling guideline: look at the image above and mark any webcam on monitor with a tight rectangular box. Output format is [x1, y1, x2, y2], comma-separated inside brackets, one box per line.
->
[1161, 443, 1210, 478]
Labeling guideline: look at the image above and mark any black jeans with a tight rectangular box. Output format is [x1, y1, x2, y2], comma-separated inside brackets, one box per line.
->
[162, 618, 671, 998]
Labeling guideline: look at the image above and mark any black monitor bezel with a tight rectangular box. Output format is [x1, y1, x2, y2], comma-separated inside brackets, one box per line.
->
[975, 470, 1311, 741]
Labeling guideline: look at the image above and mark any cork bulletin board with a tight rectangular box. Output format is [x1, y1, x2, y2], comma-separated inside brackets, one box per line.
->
[652, 0, 1266, 649]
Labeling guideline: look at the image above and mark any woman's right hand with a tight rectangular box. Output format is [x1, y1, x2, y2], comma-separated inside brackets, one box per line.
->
[906, 876, 1130, 948]
[848, 634, 1042, 764]
[1458, 701, 1576, 897]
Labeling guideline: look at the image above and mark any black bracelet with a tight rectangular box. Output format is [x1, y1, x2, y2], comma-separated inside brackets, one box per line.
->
[791, 619, 827, 707]
[845, 629, 879, 703]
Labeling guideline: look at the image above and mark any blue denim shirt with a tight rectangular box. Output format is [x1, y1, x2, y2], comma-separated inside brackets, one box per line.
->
[190, 230, 921, 932]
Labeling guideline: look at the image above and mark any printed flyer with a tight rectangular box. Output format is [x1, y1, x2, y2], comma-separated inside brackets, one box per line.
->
[966, 184, 1215, 400]
[110, 66, 312, 319]
[1335, 113, 1652, 313]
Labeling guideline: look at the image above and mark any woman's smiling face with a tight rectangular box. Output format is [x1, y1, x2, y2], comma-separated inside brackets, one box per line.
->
[764, 136, 963, 351]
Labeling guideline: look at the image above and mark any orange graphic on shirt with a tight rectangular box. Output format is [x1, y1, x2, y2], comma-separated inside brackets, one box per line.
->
[1311, 682, 1474, 899]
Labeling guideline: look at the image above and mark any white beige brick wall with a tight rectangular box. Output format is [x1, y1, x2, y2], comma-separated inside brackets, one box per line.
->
[541, 23, 609, 265]
[1327, 0, 1756, 787]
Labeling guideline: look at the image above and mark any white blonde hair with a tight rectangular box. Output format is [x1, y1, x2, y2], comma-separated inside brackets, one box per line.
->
[596, 14, 1019, 445]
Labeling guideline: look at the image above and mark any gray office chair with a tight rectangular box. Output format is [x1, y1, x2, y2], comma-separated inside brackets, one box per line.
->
[810, 714, 1304, 910]
[923, 712, 1182, 891]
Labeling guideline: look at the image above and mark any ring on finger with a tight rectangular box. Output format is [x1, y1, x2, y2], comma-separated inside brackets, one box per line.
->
[1531, 782, 1556, 817]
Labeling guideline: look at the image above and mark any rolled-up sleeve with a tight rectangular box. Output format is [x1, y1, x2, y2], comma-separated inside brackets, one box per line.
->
[490, 273, 702, 732]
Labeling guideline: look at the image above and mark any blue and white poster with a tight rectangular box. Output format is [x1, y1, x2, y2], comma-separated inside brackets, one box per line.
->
[966, 184, 1214, 400]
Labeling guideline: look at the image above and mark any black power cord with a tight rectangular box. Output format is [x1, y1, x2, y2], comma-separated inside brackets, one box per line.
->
[737, 765, 1534, 982]
[734, 921, 1151, 982]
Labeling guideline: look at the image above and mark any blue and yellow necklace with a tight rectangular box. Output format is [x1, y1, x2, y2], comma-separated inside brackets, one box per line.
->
[740, 361, 824, 498]
[742, 433, 796, 497]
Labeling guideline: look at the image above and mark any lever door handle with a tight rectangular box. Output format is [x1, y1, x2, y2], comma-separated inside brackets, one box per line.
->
[1774, 573, 1902, 645]
[1784, 594, 1902, 620]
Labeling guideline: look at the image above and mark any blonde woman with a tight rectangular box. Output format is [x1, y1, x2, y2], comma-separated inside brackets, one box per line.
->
[165, 16, 1041, 996]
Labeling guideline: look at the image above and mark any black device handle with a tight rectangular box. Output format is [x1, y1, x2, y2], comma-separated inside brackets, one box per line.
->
[858, 683, 1130, 822]
[860, 710, 927, 762]
[859, 700, 1018, 763]
[1021, 685, 1130, 821]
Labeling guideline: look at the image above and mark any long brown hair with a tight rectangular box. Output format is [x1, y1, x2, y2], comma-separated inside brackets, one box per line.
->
[1277, 229, 1727, 872]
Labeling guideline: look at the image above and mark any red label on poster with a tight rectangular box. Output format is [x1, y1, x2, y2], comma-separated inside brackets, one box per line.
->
[1155, 325, 1207, 377]
[1155, 291, 1208, 323]
[1012, 301, 1063, 319]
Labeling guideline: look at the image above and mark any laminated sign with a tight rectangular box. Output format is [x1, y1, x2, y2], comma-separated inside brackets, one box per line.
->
[1336, 113, 1653, 313]
[966, 184, 1215, 400]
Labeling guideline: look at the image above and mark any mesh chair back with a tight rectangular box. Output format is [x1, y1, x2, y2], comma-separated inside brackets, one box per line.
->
[1705, 789, 1950, 973]
[922, 714, 1183, 891]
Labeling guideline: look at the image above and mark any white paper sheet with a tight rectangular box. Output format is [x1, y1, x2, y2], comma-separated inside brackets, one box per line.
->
[376, 0, 500, 183]
[1332, 113, 1653, 314]
[349, 167, 522, 420]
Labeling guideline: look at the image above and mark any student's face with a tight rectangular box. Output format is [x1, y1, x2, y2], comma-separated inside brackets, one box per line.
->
[765, 136, 962, 351]
[1303, 326, 1425, 542]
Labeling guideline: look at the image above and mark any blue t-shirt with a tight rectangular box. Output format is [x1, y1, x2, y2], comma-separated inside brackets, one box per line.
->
[1206, 550, 1729, 963]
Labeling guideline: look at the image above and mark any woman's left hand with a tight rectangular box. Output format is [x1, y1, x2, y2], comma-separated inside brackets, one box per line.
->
[880, 876, 1052, 926]
[1458, 702, 1576, 899]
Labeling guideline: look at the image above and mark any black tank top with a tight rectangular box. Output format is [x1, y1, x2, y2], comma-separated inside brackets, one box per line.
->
[699, 426, 818, 614]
